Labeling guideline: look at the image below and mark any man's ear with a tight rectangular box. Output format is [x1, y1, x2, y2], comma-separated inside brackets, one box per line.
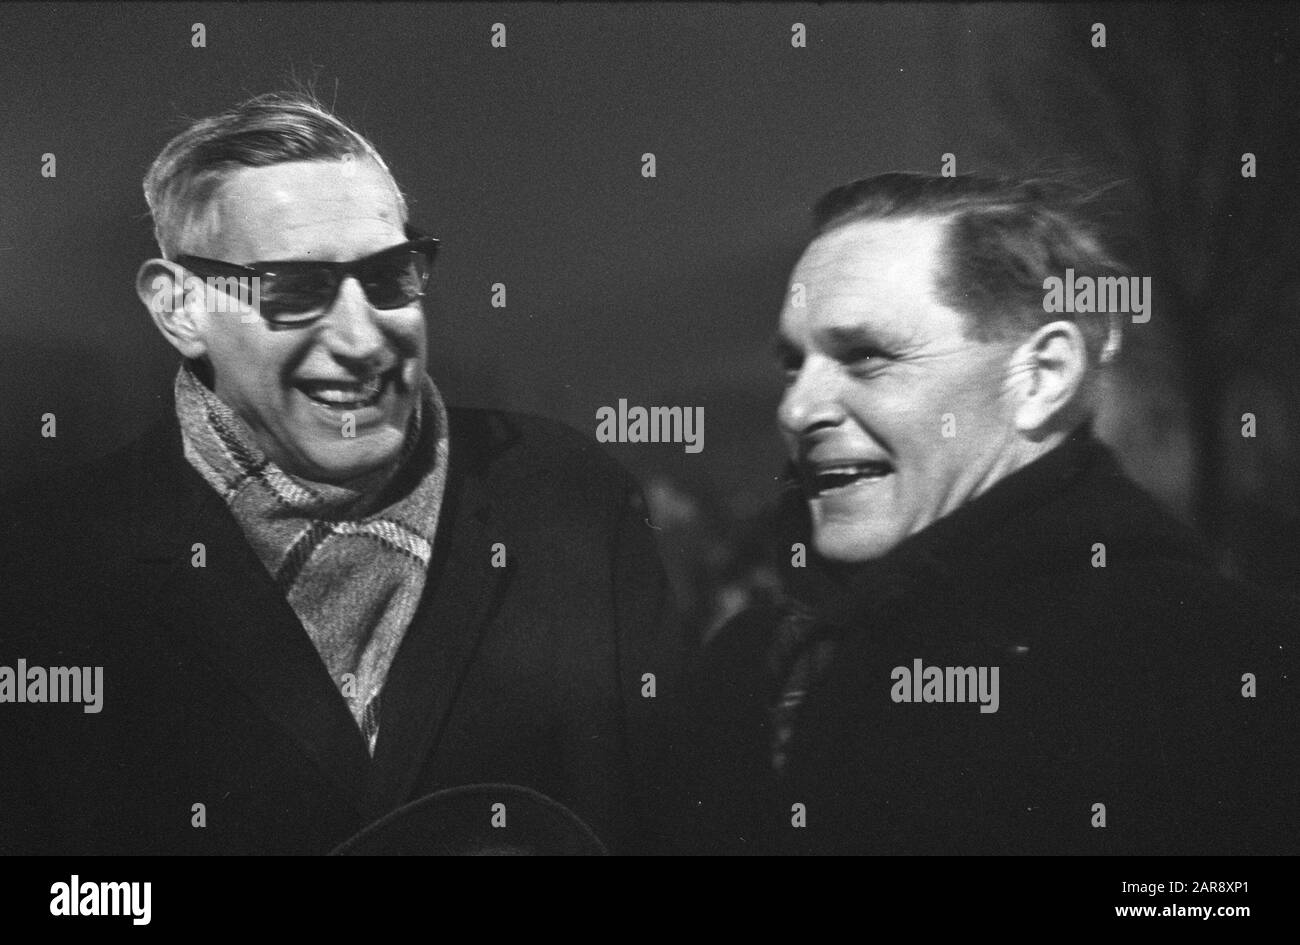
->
[136, 259, 208, 359]
[1008, 319, 1088, 435]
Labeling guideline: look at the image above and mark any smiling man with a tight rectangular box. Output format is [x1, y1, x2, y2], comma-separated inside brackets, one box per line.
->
[682, 172, 1298, 855]
[153, 156, 431, 485]
[0, 93, 682, 855]
[775, 212, 1068, 563]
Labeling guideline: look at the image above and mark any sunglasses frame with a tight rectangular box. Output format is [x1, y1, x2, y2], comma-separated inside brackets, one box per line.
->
[173, 226, 440, 325]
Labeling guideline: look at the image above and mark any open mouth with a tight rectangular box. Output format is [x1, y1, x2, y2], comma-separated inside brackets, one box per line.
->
[296, 369, 395, 411]
[803, 461, 893, 496]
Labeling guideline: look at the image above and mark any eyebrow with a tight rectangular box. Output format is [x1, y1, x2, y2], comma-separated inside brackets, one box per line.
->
[819, 325, 898, 353]
[240, 224, 426, 267]
[772, 321, 914, 366]
[249, 238, 421, 269]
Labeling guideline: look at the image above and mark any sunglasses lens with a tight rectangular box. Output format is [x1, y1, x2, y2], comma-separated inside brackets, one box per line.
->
[260, 270, 337, 322]
[223, 240, 434, 324]
[362, 250, 428, 309]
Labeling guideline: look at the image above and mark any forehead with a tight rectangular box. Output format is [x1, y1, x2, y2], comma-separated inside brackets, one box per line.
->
[185, 158, 405, 262]
[782, 215, 962, 344]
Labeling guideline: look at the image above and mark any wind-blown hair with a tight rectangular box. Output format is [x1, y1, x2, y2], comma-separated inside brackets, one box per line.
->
[812, 172, 1130, 366]
[142, 92, 407, 258]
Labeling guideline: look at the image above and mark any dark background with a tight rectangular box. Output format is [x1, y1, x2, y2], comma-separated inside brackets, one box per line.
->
[1, 2, 1297, 636]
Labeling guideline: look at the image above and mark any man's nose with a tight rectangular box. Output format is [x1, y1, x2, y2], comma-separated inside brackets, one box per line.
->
[777, 357, 846, 436]
[319, 277, 387, 365]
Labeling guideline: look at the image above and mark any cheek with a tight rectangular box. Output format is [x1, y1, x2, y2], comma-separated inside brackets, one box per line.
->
[367, 311, 427, 362]
[207, 331, 298, 398]
[847, 386, 933, 446]
[899, 369, 1006, 440]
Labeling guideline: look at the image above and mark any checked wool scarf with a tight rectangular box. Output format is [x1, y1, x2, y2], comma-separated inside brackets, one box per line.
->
[175, 362, 450, 754]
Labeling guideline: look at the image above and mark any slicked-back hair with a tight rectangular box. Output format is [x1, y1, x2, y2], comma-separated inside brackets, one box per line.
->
[142, 92, 407, 259]
[811, 172, 1128, 366]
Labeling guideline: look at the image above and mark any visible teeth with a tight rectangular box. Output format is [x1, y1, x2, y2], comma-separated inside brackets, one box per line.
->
[819, 463, 889, 476]
[808, 463, 891, 491]
[301, 375, 384, 406]
[313, 388, 364, 404]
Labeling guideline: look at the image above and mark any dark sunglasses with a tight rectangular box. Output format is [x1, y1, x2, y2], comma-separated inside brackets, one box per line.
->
[174, 228, 440, 326]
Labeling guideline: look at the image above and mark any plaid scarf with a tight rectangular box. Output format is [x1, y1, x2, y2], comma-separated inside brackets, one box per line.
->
[174, 363, 450, 754]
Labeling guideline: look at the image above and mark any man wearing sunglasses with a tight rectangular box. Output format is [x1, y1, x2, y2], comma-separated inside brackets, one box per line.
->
[0, 93, 682, 855]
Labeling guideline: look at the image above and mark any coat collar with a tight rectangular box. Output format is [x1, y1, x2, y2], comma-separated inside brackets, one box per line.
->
[361, 409, 519, 818]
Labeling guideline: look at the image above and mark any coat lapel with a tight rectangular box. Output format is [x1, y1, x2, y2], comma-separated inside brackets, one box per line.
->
[127, 418, 372, 815]
[361, 410, 515, 820]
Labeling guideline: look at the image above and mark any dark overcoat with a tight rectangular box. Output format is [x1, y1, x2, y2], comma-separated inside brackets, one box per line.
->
[0, 405, 682, 855]
[680, 426, 1298, 854]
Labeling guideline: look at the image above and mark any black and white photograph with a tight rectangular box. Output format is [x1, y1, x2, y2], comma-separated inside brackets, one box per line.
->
[0, 0, 1296, 921]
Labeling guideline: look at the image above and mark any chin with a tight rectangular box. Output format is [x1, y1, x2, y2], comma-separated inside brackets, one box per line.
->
[811, 525, 900, 564]
[293, 436, 405, 484]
